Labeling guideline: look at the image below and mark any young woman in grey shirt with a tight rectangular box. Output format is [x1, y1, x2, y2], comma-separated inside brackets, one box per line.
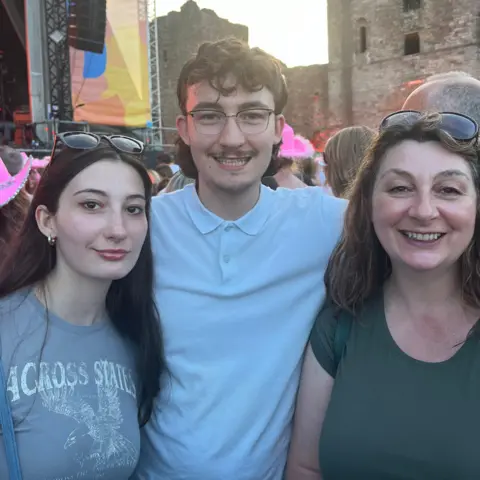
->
[0, 134, 165, 480]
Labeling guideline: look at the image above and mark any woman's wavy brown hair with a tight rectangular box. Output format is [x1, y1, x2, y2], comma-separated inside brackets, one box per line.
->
[0, 189, 30, 266]
[326, 113, 480, 314]
[176, 37, 288, 179]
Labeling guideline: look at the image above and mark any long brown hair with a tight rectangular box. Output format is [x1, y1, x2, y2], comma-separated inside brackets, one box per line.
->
[0, 144, 165, 426]
[326, 114, 480, 314]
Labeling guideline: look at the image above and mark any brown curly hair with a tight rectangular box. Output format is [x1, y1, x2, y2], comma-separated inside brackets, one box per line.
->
[326, 113, 480, 314]
[176, 37, 288, 179]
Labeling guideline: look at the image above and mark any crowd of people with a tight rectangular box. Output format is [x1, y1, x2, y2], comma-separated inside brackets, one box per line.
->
[0, 37, 480, 480]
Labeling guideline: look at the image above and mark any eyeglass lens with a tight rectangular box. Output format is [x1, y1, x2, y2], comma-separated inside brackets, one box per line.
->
[381, 111, 421, 130]
[110, 136, 143, 153]
[62, 133, 99, 149]
[382, 111, 477, 141]
[193, 110, 271, 135]
[439, 114, 478, 141]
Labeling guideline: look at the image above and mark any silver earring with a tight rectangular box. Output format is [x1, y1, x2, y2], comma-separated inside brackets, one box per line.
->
[47, 234, 57, 247]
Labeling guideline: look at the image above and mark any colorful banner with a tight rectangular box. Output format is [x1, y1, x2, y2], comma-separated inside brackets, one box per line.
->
[69, 0, 150, 127]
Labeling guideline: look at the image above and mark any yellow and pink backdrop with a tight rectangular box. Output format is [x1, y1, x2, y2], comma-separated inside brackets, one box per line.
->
[69, 0, 150, 127]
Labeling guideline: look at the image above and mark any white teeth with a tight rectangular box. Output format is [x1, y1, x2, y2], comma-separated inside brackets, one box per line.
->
[215, 157, 250, 166]
[405, 232, 443, 241]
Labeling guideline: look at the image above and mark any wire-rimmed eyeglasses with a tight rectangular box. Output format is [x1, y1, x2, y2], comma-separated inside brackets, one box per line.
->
[188, 108, 275, 135]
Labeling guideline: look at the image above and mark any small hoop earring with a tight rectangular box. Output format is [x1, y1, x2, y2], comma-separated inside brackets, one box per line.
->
[47, 234, 57, 247]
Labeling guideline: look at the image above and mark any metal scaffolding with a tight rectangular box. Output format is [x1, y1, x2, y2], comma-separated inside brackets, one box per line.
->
[44, 0, 73, 121]
[146, 0, 163, 145]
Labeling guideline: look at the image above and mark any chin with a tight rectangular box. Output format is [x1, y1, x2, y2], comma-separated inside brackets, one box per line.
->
[216, 177, 260, 193]
[93, 265, 136, 281]
[399, 257, 447, 272]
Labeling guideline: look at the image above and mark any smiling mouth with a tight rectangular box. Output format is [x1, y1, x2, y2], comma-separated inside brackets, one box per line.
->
[400, 231, 446, 242]
[211, 155, 252, 167]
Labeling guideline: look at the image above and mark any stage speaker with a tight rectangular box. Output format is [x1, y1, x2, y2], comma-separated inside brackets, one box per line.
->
[68, 0, 107, 54]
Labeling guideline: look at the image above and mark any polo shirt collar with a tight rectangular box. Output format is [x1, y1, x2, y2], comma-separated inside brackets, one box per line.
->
[185, 184, 274, 236]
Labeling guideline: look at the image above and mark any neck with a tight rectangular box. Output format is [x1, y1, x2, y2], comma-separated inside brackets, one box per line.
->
[37, 268, 110, 326]
[386, 265, 461, 311]
[274, 167, 307, 189]
[197, 179, 261, 221]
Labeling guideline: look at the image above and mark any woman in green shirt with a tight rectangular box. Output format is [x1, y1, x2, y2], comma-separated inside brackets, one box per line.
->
[286, 112, 480, 480]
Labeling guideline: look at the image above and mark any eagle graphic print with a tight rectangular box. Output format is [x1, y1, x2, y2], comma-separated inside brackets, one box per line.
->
[4, 357, 140, 480]
[39, 382, 137, 471]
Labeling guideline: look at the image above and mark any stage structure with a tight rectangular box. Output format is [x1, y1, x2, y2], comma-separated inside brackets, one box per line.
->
[45, 0, 73, 121]
[5, 0, 165, 148]
[146, 0, 163, 145]
[69, 0, 155, 129]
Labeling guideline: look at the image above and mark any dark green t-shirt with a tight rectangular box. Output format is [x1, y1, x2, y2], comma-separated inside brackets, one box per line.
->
[310, 292, 480, 480]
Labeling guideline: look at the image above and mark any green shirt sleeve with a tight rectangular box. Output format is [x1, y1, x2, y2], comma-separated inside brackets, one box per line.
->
[309, 299, 338, 378]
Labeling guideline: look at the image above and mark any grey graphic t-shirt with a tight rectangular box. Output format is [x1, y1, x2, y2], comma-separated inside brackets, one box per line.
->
[0, 290, 140, 480]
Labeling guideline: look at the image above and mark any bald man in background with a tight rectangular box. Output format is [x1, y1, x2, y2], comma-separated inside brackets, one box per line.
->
[402, 71, 480, 124]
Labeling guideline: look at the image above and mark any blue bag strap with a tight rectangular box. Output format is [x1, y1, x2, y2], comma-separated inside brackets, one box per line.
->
[0, 361, 22, 480]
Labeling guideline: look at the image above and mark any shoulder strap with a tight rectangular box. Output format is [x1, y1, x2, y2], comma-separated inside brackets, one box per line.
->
[333, 309, 353, 371]
[0, 361, 22, 479]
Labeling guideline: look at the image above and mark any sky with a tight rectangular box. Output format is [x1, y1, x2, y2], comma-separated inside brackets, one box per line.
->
[155, 0, 328, 67]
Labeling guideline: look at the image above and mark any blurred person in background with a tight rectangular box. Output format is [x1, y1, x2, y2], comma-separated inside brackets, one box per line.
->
[162, 169, 195, 193]
[273, 124, 313, 189]
[0, 155, 31, 266]
[0, 146, 25, 175]
[155, 164, 174, 193]
[323, 126, 375, 198]
[262, 123, 314, 190]
[298, 157, 320, 187]
[25, 157, 50, 196]
[156, 151, 179, 174]
[403, 71, 480, 125]
[148, 169, 162, 195]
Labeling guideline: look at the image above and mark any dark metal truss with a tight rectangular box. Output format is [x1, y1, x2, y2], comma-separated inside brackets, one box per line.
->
[44, 0, 73, 120]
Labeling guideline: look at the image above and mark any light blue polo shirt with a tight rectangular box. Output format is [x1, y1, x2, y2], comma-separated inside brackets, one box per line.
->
[134, 184, 347, 480]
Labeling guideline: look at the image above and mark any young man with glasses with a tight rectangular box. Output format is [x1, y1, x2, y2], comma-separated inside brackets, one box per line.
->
[134, 38, 347, 480]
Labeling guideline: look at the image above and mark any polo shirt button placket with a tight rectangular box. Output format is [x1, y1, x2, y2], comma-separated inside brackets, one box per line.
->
[220, 223, 235, 280]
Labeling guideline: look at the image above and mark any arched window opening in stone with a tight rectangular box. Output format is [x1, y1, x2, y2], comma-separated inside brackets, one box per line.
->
[359, 26, 367, 53]
[356, 18, 368, 54]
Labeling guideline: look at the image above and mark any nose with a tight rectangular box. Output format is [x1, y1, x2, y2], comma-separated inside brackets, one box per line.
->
[218, 116, 246, 148]
[409, 191, 438, 221]
[105, 211, 128, 242]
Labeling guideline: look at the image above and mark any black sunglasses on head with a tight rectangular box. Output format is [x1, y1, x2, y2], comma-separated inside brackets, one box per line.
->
[380, 110, 479, 143]
[51, 131, 144, 160]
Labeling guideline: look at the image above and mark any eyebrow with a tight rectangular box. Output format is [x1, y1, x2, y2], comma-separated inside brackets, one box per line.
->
[380, 168, 470, 181]
[190, 100, 272, 111]
[73, 188, 146, 200]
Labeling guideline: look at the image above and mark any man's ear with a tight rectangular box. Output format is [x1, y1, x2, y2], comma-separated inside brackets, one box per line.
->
[35, 205, 57, 240]
[176, 115, 191, 146]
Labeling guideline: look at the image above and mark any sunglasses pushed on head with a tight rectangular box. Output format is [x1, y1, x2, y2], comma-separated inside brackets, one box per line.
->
[380, 110, 479, 144]
[50, 132, 144, 161]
